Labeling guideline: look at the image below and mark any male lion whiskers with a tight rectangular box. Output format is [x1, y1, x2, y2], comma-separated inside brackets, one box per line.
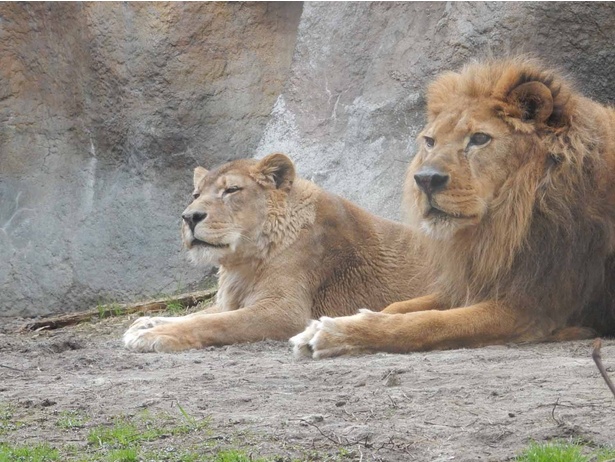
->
[293, 57, 615, 358]
[124, 153, 427, 352]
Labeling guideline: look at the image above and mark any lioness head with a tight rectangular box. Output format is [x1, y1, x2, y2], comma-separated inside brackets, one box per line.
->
[182, 153, 295, 266]
[405, 58, 572, 240]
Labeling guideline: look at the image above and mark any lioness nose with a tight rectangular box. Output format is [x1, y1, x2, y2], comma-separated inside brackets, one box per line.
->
[414, 169, 449, 195]
[182, 211, 207, 230]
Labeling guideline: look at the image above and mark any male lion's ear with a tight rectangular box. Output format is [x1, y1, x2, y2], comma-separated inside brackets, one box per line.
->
[506, 81, 554, 124]
[193, 166, 208, 190]
[255, 153, 295, 191]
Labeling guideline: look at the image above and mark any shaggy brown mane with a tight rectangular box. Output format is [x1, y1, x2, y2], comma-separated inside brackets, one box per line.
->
[428, 57, 574, 130]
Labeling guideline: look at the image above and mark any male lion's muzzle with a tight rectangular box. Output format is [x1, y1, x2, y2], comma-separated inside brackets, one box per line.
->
[413, 166, 450, 196]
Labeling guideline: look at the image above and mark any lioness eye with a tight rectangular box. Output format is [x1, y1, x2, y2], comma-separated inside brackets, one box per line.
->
[469, 133, 491, 146]
[424, 136, 435, 148]
[224, 186, 241, 195]
[192, 193, 200, 199]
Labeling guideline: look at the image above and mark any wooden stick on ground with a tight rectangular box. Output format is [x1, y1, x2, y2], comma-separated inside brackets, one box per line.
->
[19, 288, 217, 332]
[0, 364, 23, 372]
[592, 338, 615, 399]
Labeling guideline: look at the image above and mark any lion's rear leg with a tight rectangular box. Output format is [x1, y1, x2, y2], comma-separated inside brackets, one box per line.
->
[546, 326, 598, 342]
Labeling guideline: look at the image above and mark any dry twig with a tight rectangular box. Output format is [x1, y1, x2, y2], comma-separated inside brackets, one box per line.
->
[551, 397, 564, 426]
[0, 364, 22, 372]
[19, 289, 217, 332]
[299, 419, 373, 448]
[592, 338, 615, 399]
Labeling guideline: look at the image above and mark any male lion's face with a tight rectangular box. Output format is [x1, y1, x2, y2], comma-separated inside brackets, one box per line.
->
[182, 154, 295, 266]
[406, 100, 530, 240]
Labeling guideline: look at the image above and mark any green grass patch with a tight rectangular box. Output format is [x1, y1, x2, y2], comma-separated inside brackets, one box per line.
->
[0, 404, 23, 436]
[0, 443, 59, 462]
[165, 301, 186, 315]
[212, 450, 270, 462]
[98, 303, 123, 319]
[0, 402, 329, 462]
[55, 410, 89, 430]
[595, 447, 615, 462]
[0, 405, 14, 435]
[516, 440, 615, 462]
[136, 449, 272, 462]
[87, 418, 153, 448]
[87, 405, 210, 450]
[105, 447, 138, 462]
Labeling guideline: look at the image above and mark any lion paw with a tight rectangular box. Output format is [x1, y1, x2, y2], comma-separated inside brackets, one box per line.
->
[126, 316, 175, 332]
[123, 326, 182, 353]
[290, 320, 322, 359]
[291, 314, 371, 360]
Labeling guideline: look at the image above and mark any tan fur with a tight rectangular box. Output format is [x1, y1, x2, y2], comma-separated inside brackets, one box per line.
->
[124, 153, 427, 352]
[294, 57, 615, 358]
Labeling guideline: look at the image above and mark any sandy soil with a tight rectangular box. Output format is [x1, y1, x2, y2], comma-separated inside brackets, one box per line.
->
[0, 314, 614, 461]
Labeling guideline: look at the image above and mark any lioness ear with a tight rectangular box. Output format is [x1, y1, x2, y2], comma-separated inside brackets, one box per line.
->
[255, 153, 295, 191]
[506, 81, 554, 124]
[193, 166, 208, 190]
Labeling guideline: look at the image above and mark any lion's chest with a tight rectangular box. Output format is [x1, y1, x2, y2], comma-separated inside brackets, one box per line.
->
[216, 268, 259, 311]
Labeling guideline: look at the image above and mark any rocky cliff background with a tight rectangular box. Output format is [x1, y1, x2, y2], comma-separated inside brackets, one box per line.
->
[2, 2, 615, 316]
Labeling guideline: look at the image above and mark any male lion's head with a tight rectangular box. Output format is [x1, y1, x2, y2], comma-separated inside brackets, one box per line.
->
[405, 58, 573, 241]
[182, 153, 295, 266]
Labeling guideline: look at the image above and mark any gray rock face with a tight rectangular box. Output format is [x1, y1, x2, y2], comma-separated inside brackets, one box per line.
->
[3, 2, 615, 316]
[0, 3, 301, 316]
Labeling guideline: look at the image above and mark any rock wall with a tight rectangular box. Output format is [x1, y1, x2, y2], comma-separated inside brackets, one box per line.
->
[3, 2, 615, 316]
[0, 2, 302, 316]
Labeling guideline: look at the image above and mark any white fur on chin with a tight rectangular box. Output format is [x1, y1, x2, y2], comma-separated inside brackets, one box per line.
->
[419, 220, 457, 240]
[186, 246, 222, 266]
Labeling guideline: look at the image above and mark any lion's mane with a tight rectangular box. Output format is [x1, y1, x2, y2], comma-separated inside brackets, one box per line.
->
[418, 57, 615, 337]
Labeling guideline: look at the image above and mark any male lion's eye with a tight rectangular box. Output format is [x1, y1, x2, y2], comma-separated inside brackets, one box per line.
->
[424, 136, 435, 148]
[469, 133, 492, 146]
[223, 186, 242, 195]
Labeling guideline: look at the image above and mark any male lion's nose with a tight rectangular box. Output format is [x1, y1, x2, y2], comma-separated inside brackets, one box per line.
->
[182, 211, 207, 231]
[414, 168, 450, 195]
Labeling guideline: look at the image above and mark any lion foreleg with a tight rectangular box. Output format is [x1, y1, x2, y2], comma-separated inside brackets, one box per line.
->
[124, 305, 224, 333]
[381, 294, 446, 314]
[300, 302, 524, 358]
[124, 304, 310, 353]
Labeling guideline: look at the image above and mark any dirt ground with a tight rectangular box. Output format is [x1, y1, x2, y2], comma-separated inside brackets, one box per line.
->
[1, 312, 614, 462]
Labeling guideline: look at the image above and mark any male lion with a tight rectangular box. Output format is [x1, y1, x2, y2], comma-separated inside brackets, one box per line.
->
[124, 153, 427, 352]
[292, 57, 615, 358]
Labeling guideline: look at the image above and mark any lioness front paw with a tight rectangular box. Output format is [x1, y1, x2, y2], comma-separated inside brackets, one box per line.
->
[123, 326, 183, 353]
[126, 316, 175, 333]
[290, 320, 321, 359]
[292, 312, 376, 360]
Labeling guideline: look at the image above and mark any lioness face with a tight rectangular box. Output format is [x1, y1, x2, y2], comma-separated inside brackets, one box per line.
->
[406, 99, 531, 240]
[182, 154, 295, 266]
